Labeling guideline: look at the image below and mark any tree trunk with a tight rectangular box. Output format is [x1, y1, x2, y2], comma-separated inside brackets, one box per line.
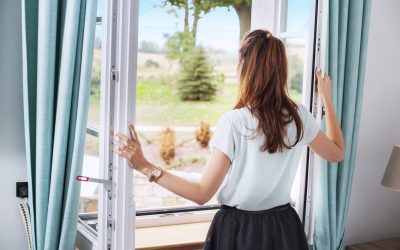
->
[232, 2, 252, 42]
[192, 12, 200, 41]
[184, 0, 189, 32]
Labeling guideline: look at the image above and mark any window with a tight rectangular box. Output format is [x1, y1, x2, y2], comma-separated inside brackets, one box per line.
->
[77, 0, 321, 248]
[134, 0, 252, 212]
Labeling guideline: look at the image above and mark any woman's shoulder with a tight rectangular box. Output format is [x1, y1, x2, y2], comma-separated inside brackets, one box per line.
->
[295, 102, 312, 120]
[217, 107, 254, 130]
[222, 107, 250, 121]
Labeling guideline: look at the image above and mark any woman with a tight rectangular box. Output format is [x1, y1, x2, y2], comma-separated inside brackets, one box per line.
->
[113, 29, 344, 250]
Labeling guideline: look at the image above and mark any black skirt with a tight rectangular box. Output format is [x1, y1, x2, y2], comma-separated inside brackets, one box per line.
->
[203, 203, 309, 250]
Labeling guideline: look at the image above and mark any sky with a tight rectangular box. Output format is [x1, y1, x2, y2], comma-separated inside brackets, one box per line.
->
[97, 0, 312, 54]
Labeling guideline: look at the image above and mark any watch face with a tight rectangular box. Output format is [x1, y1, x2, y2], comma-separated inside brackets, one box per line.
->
[154, 169, 161, 177]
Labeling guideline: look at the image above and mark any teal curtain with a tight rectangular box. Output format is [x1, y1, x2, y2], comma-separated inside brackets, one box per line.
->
[21, 0, 97, 249]
[313, 1, 371, 250]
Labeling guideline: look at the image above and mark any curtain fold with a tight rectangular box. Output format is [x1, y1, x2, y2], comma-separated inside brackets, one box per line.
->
[21, 0, 97, 249]
[313, 1, 371, 250]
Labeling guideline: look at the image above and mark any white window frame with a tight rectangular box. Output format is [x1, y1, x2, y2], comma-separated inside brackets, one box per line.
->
[94, 0, 328, 249]
[98, 0, 138, 249]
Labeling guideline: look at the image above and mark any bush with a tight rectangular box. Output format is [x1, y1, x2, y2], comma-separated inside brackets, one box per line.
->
[177, 47, 217, 101]
[195, 121, 212, 148]
[145, 59, 160, 68]
[158, 128, 176, 165]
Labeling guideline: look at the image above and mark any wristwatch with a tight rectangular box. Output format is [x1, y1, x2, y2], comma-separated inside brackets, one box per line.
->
[148, 166, 163, 182]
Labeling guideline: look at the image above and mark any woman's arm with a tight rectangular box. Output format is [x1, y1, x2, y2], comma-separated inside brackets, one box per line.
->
[113, 125, 231, 205]
[308, 70, 345, 162]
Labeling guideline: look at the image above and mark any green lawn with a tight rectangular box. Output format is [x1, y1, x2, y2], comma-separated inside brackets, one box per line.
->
[87, 79, 302, 127]
[135, 80, 238, 126]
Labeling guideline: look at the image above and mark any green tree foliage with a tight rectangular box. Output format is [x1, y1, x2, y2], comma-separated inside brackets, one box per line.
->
[177, 47, 217, 101]
[162, 0, 251, 42]
[165, 31, 195, 63]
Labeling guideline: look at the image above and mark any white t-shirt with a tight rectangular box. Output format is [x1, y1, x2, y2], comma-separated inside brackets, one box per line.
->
[209, 103, 320, 211]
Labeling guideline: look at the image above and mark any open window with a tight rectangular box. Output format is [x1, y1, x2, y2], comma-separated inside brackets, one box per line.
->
[76, 0, 325, 249]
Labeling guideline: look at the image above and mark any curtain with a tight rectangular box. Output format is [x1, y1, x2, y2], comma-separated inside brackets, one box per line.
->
[21, 0, 97, 249]
[313, 1, 371, 249]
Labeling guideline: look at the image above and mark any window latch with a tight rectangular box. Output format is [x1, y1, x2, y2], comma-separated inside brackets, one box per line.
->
[110, 69, 119, 82]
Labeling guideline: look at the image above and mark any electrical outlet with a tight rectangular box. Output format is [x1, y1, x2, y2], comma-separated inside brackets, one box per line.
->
[16, 182, 28, 198]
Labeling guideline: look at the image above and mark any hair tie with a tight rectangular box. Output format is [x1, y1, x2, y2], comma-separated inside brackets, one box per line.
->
[266, 32, 272, 38]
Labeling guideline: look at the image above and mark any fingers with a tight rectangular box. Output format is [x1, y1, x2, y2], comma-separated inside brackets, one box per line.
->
[129, 124, 139, 142]
[113, 148, 129, 158]
[315, 69, 331, 82]
[114, 132, 130, 143]
[315, 69, 324, 80]
[112, 140, 128, 151]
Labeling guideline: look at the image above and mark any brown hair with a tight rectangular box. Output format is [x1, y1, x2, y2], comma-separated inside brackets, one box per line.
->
[234, 29, 303, 153]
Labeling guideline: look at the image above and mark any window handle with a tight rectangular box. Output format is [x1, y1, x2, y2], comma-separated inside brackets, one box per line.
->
[76, 175, 112, 192]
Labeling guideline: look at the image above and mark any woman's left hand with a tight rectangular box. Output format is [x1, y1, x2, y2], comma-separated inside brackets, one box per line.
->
[112, 124, 150, 171]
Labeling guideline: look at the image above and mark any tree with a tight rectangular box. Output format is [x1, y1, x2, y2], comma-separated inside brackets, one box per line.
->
[177, 47, 217, 101]
[163, 0, 252, 42]
[164, 31, 195, 64]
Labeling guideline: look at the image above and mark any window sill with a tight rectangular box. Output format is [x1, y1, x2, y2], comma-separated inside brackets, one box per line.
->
[135, 221, 211, 250]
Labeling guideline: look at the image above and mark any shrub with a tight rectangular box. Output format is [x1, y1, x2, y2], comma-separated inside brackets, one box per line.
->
[195, 121, 212, 148]
[145, 59, 160, 68]
[158, 128, 176, 165]
[177, 47, 217, 101]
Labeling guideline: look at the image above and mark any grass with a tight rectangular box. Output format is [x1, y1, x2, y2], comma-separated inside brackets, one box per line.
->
[87, 79, 302, 127]
[135, 79, 238, 126]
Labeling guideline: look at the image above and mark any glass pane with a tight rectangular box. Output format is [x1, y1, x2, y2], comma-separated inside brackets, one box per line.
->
[285, 40, 310, 213]
[87, 14, 103, 126]
[281, 0, 312, 35]
[285, 38, 306, 103]
[79, 0, 103, 213]
[79, 133, 100, 213]
[135, 0, 250, 209]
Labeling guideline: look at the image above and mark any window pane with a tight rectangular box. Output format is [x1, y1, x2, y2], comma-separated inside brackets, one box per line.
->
[79, 133, 99, 213]
[279, 0, 314, 213]
[87, 23, 102, 127]
[79, 0, 103, 213]
[281, 0, 312, 35]
[135, 0, 249, 209]
[285, 38, 306, 102]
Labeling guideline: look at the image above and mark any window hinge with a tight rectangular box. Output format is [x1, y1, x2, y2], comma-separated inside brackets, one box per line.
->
[110, 69, 119, 82]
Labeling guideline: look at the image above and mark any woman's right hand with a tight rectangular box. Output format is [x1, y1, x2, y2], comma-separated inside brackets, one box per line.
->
[316, 69, 332, 103]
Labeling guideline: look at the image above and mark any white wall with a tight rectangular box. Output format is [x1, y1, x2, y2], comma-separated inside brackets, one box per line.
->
[0, 0, 29, 249]
[343, 0, 400, 246]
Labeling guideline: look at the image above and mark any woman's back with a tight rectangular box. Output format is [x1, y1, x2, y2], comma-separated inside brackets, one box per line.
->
[210, 103, 320, 211]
